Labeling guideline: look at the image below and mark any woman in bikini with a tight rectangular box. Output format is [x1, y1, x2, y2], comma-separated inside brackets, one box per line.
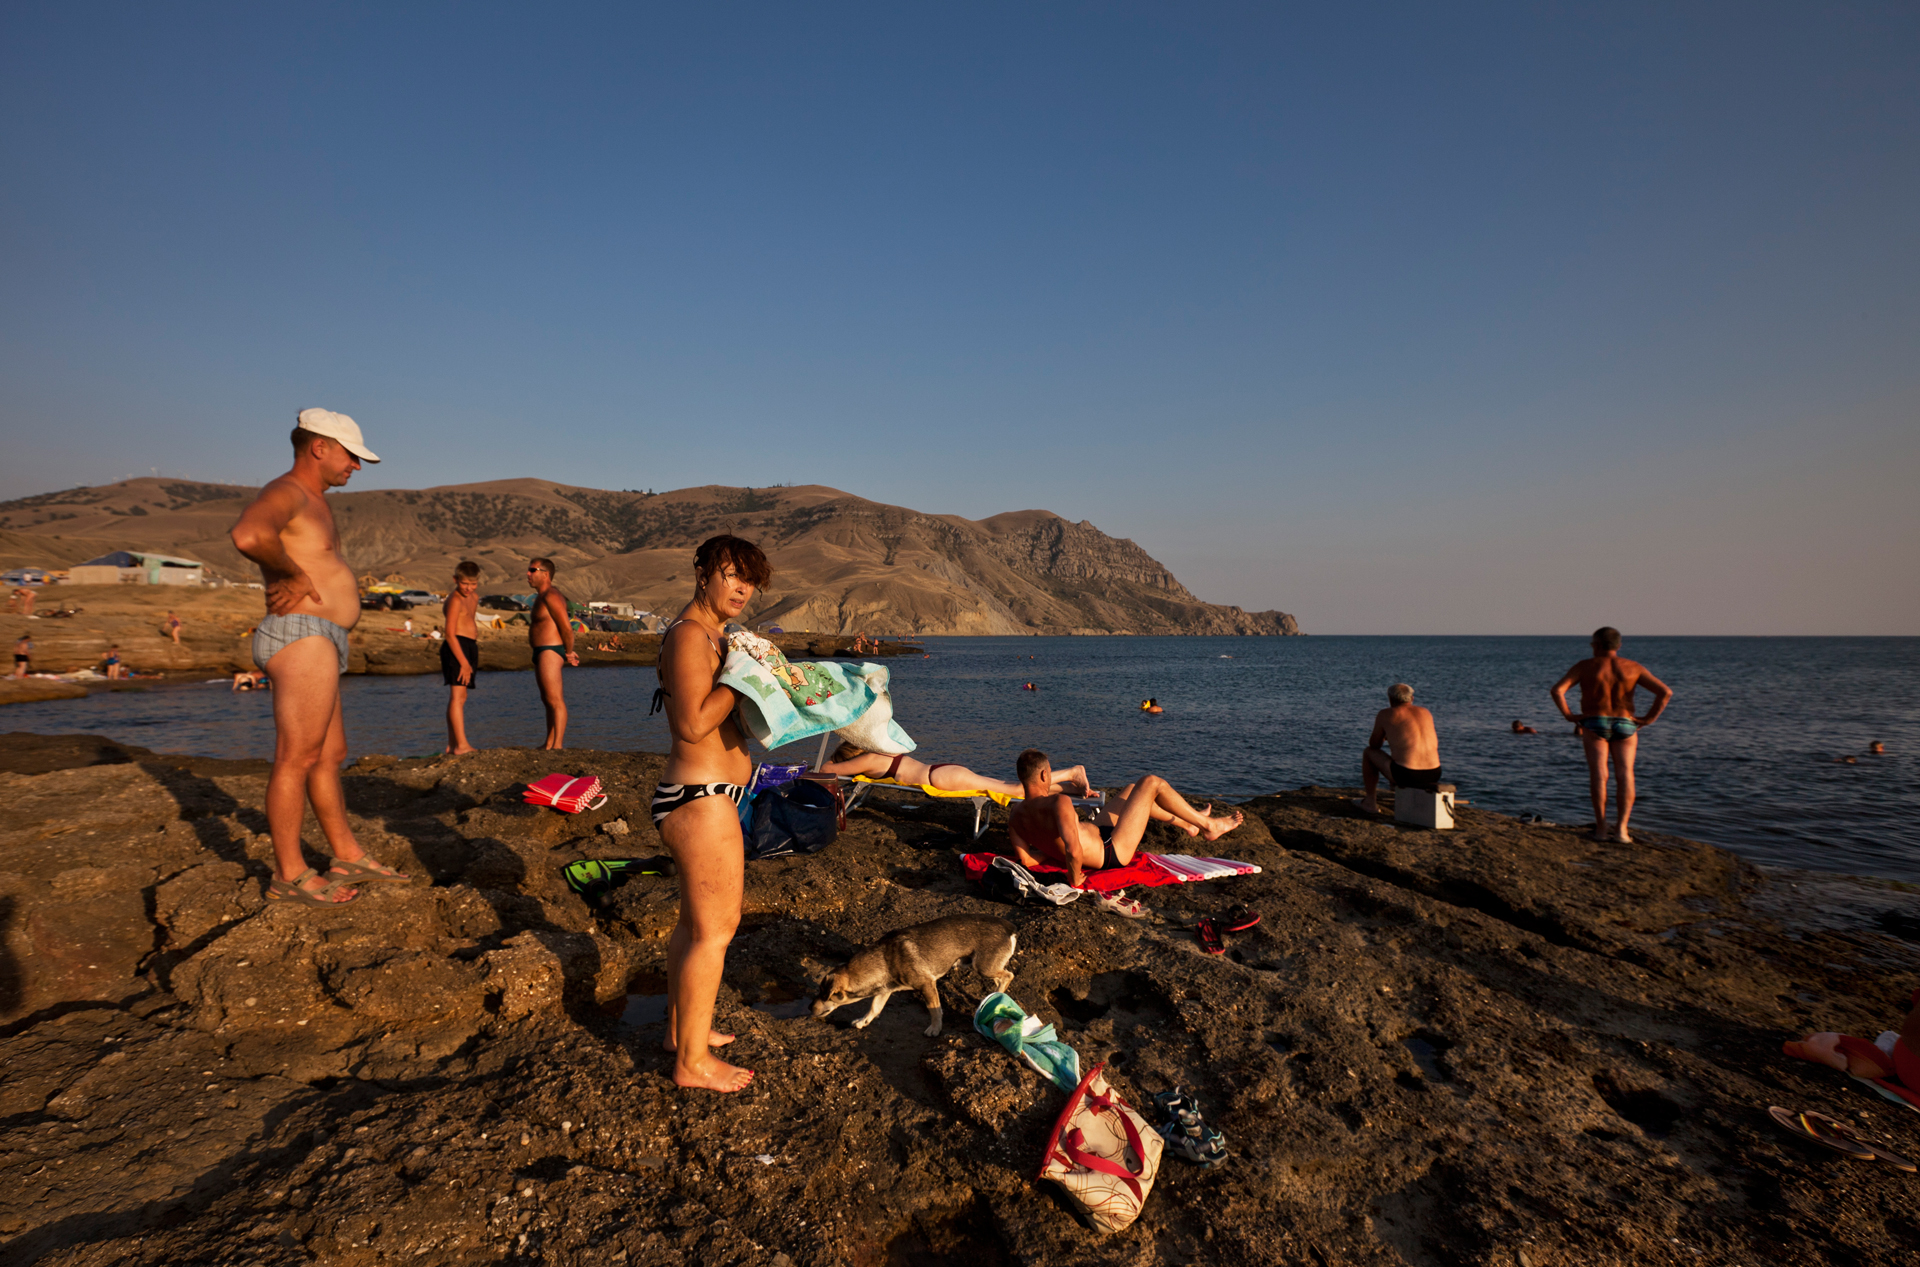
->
[648, 534, 771, 1093]
[819, 742, 1094, 801]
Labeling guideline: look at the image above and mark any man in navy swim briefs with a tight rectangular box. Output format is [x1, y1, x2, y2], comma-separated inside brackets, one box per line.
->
[1551, 627, 1674, 844]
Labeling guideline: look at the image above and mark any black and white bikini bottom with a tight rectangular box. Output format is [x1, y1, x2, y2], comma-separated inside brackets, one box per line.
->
[650, 781, 747, 827]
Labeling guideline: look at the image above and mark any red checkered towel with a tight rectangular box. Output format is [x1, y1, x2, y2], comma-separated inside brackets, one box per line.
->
[524, 773, 607, 814]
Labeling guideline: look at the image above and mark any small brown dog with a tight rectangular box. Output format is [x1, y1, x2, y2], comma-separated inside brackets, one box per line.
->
[811, 914, 1017, 1036]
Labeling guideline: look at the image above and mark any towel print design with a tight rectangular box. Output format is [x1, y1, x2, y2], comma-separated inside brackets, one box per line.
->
[719, 642, 917, 754]
[728, 630, 840, 707]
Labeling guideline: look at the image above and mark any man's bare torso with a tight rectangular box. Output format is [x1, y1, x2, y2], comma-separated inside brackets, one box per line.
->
[1373, 704, 1439, 769]
[529, 590, 567, 646]
[1569, 656, 1648, 718]
[257, 474, 360, 628]
[1007, 795, 1099, 868]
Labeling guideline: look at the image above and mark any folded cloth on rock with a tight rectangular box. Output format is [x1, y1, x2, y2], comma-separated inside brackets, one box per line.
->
[980, 855, 1083, 906]
[976, 992, 1082, 1094]
[852, 775, 1016, 808]
[525, 773, 607, 813]
[720, 630, 916, 754]
[961, 851, 1258, 893]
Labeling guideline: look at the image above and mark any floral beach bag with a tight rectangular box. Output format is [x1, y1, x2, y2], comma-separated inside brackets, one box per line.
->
[1037, 1061, 1163, 1234]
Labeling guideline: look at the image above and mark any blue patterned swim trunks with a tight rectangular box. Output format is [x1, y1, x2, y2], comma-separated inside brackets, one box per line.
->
[252, 613, 351, 674]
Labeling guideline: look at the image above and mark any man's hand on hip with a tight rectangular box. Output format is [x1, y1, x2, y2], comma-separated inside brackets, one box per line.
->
[264, 573, 320, 615]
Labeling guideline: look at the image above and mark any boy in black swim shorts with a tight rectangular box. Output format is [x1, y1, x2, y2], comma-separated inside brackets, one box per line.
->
[441, 561, 482, 754]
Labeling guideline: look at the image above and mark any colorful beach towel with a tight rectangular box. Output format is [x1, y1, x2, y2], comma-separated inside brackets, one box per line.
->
[961, 852, 1260, 893]
[721, 631, 915, 754]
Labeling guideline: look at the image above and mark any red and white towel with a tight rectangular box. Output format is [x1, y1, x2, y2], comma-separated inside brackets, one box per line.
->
[1143, 854, 1262, 884]
[961, 851, 1260, 893]
[524, 773, 607, 814]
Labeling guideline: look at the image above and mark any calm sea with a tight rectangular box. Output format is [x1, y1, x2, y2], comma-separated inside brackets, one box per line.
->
[6, 636, 1915, 881]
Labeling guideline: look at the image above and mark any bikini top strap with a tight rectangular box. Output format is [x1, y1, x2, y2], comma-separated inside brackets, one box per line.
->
[657, 619, 728, 682]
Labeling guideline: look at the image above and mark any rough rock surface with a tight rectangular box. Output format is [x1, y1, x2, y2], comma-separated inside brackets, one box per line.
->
[2, 735, 1916, 1265]
[1, 477, 1301, 637]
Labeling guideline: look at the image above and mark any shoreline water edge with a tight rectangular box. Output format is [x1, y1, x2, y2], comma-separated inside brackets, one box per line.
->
[1, 732, 1916, 1263]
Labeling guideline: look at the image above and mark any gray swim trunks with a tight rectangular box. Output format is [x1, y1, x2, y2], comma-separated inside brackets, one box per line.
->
[252, 613, 351, 674]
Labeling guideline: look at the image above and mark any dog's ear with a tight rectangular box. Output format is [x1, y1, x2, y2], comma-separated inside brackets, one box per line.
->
[796, 955, 832, 977]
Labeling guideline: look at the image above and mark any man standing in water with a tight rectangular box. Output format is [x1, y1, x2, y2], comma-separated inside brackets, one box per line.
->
[441, 560, 482, 755]
[1551, 627, 1673, 844]
[229, 410, 410, 905]
[526, 557, 579, 749]
[1358, 683, 1442, 815]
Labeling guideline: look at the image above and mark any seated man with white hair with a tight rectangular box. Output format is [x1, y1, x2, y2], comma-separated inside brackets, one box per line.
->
[1358, 682, 1442, 815]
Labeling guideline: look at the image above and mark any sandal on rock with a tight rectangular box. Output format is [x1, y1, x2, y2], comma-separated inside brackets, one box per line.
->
[1221, 905, 1260, 933]
[268, 867, 361, 907]
[1196, 916, 1224, 955]
[1095, 889, 1150, 919]
[1153, 1088, 1229, 1166]
[1768, 1106, 1916, 1171]
[328, 854, 411, 884]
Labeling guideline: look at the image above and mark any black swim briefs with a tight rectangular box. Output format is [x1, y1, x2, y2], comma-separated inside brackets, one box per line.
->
[1390, 762, 1443, 792]
[440, 636, 480, 687]
[1097, 822, 1121, 871]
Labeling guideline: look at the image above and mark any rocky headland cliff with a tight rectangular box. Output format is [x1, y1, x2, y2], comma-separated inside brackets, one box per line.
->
[0, 478, 1299, 637]
[2, 733, 1916, 1265]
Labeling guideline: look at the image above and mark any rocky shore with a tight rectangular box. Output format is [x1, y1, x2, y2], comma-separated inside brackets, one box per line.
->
[2, 733, 1917, 1265]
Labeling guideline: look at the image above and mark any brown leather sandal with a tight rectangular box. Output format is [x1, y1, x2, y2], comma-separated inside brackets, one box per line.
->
[267, 867, 360, 906]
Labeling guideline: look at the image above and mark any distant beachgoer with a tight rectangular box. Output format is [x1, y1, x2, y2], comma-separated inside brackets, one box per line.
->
[820, 742, 1092, 800]
[1005, 748, 1241, 887]
[165, 610, 183, 644]
[1550, 627, 1673, 845]
[525, 558, 579, 749]
[1511, 719, 1537, 735]
[232, 669, 267, 691]
[103, 645, 123, 679]
[442, 561, 481, 755]
[1359, 684, 1442, 815]
[651, 534, 773, 1093]
[12, 634, 30, 678]
[229, 408, 409, 907]
[8, 587, 34, 616]
[1870, 741, 1887, 755]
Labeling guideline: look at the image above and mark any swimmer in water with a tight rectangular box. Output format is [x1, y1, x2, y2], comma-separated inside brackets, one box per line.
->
[1511, 719, 1537, 735]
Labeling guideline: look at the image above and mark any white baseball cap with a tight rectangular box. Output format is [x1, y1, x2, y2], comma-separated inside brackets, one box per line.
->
[295, 408, 381, 463]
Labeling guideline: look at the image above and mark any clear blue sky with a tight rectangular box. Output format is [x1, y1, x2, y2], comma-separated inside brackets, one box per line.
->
[3, 2, 1915, 633]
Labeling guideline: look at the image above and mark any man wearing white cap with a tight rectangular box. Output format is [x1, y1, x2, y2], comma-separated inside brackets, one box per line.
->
[228, 409, 411, 906]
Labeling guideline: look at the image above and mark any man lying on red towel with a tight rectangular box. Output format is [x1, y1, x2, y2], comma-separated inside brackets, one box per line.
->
[1002, 749, 1243, 890]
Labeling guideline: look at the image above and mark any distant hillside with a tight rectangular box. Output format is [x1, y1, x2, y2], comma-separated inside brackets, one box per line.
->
[0, 478, 1300, 637]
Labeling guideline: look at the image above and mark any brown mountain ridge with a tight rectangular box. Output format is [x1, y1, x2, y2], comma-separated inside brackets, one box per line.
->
[0, 477, 1299, 636]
